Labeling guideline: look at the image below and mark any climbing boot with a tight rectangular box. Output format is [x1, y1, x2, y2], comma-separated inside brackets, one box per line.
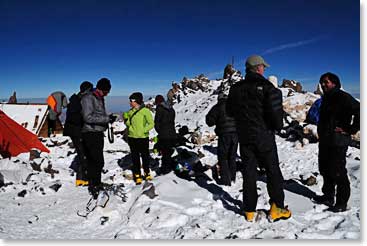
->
[312, 195, 334, 207]
[269, 203, 291, 222]
[327, 204, 347, 213]
[244, 211, 255, 222]
[76, 180, 89, 186]
[144, 172, 153, 181]
[134, 174, 143, 185]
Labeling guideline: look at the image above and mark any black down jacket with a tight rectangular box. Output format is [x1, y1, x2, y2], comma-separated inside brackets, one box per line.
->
[226, 72, 284, 148]
[317, 87, 360, 145]
[205, 99, 236, 136]
[154, 101, 177, 139]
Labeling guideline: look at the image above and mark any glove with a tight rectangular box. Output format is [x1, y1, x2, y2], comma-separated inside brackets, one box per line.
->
[109, 114, 118, 123]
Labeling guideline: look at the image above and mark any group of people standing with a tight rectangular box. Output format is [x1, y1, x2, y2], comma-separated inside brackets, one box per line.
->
[205, 55, 359, 222]
[61, 54, 359, 222]
[63, 77, 177, 199]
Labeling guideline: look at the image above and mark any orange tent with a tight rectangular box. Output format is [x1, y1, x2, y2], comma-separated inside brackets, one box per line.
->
[0, 110, 50, 158]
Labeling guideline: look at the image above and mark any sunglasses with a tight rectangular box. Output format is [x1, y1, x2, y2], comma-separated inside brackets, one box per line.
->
[129, 99, 136, 103]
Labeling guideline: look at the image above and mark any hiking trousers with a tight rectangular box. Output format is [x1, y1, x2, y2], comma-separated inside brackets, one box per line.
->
[158, 138, 176, 173]
[240, 140, 285, 212]
[70, 136, 88, 181]
[128, 137, 151, 176]
[318, 142, 350, 206]
[82, 132, 105, 187]
[218, 133, 238, 185]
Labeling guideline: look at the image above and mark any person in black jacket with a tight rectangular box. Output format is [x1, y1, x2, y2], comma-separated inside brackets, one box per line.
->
[63, 81, 93, 186]
[226, 55, 291, 222]
[206, 93, 238, 186]
[313, 72, 360, 212]
[154, 95, 177, 174]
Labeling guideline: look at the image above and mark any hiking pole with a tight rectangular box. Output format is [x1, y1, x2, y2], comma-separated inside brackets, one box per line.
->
[108, 123, 114, 143]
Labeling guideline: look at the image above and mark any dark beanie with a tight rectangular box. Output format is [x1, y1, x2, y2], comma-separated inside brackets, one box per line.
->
[129, 92, 143, 105]
[155, 95, 165, 105]
[79, 81, 93, 93]
[96, 78, 111, 91]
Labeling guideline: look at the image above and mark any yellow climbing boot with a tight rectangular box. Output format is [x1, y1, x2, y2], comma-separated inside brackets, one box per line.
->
[134, 174, 143, 185]
[269, 203, 291, 222]
[144, 172, 153, 181]
[76, 180, 89, 186]
[244, 211, 255, 222]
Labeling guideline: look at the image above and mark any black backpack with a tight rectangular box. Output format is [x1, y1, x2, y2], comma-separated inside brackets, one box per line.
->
[63, 93, 83, 137]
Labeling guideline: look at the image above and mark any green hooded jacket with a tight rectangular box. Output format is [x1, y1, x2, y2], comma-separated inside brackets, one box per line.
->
[124, 106, 154, 138]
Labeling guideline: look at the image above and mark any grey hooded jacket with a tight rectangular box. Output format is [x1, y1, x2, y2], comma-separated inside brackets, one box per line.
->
[80, 91, 109, 133]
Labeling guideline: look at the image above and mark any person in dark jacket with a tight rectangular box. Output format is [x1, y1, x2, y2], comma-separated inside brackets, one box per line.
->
[226, 55, 291, 222]
[81, 78, 115, 198]
[63, 81, 93, 186]
[154, 95, 177, 174]
[206, 92, 238, 186]
[313, 72, 360, 212]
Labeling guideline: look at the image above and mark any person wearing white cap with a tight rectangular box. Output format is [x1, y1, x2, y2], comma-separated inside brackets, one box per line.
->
[226, 55, 291, 222]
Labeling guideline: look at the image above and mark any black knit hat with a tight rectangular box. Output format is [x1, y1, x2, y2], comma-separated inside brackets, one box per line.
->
[96, 78, 111, 92]
[155, 95, 165, 105]
[129, 92, 143, 105]
[79, 81, 93, 93]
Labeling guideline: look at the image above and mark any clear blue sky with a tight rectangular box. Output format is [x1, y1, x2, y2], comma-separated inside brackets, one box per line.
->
[0, 0, 360, 99]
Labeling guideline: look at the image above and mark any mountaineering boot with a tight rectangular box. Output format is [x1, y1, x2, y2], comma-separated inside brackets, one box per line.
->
[134, 174, 143, 185]
[312, 195, 334, 207]
[76, 180, 89, 186]
[244, 211, 255, 222]
[327, 203, 347, 213]
[269, 203, 291, 222]
[88, 185, 100, 200]
[144, 172, 153, 181]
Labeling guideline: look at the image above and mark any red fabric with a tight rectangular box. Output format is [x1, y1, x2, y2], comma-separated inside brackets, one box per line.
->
[0, 110, 50, 158]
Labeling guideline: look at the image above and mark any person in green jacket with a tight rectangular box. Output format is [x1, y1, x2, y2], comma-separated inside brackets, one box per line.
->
[123, 92, 154, 185]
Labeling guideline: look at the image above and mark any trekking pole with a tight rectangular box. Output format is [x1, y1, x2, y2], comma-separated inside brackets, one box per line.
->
[108, 124, 114, 143]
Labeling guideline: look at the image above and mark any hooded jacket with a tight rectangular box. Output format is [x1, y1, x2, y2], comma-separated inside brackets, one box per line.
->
[124, 105, 154, 138]
[80, 90, 109, 133]
[226, 72, 283, 147]
[206, 98, 236, 136]
[154, 101, 176, 139]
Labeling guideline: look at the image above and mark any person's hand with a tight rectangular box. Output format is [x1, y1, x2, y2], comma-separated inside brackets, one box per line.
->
[109, 114, 118, 123]
[335, 127, 347, 134]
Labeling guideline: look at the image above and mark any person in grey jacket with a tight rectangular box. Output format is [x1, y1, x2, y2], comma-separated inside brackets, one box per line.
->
[81, 78, 115, 198]
[47, 91, 68, 136]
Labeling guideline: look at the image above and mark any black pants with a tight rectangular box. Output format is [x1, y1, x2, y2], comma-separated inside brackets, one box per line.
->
[128, 137, 151, 176]
[318, 143, 350, 206]
[158, 138, 176, 173]
[48, 118, 56, 136]
[70, 136, 88, 181]
[240, 140, 285, 212]
[218, 133, 238, 185]
[82, 132, 104, 188]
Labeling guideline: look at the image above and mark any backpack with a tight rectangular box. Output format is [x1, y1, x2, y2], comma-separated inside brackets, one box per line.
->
[306, 98, 322, 125]
[63, 93, 83, 137]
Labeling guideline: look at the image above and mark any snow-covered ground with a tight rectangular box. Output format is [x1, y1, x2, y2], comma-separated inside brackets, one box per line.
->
[0, 77, 361, 240]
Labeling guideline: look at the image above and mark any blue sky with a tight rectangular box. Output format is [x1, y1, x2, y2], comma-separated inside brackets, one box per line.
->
[0, 0, 360, 99]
